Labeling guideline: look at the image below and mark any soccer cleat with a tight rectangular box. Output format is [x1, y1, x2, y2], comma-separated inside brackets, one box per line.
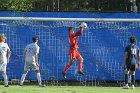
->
[123, 84, 129, 89]
[62, 72, 66, 79]
[20, 82, 23, 86]
[19, 84, 23, 86]
[4, 85, 9, 87]
[39, 84, 46, 87]
[132, 85, 134, 89]
[77, 71, 84, 75]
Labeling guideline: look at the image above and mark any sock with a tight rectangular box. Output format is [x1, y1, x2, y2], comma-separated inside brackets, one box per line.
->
[63, 64, 70, 74]
[131, 75, 135, 85]
[78, 61, 83, 72]
[37, 73, 42, 85]
[20, 74, 27, 85]
[125, 74, 128, 84]
[2, 73, 8, 86]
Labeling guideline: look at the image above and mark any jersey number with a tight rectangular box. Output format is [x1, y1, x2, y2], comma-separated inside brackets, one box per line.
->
[131, 48, 137, 55]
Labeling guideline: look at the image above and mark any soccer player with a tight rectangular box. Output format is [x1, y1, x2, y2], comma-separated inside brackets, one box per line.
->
[0, 34, 11, 87]
[62, 23, 87, 79]
[20, 36, 44, 87]
[123, 36, 140, 89]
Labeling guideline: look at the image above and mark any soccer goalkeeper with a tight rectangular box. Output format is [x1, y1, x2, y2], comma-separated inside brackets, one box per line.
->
[62, 22, 87, 79]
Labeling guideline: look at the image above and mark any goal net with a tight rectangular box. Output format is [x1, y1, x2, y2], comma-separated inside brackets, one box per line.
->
[0, 17, 140, 86]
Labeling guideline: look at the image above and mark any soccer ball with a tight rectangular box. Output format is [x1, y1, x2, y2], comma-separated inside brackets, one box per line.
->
[80, 22, 87, 28]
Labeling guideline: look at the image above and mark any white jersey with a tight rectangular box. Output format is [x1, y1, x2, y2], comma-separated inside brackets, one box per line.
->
[0, 42, 10, 64]
[25, 43, 40, 62]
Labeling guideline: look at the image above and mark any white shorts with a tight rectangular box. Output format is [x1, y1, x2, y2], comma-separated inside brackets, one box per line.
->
[24, 61, 39, 71]
[0, 63, 7, 71]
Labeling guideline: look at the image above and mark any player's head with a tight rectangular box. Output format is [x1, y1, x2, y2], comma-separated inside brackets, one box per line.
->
[0, 34, 6, 42]
[68, 27, 74, 34]
[32, 36, 38, 43]
[130, 36, 136, 44]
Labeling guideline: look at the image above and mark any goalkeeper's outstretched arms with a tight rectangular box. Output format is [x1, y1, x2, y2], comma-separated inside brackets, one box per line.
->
[71, 22, 87, 38]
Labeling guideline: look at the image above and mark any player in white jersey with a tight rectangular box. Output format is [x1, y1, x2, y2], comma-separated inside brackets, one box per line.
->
[20, 36, 44, 87]
[0, 34, 11, 87]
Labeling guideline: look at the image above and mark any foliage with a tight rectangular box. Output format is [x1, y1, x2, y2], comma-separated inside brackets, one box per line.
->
[0, 0, 139, 12]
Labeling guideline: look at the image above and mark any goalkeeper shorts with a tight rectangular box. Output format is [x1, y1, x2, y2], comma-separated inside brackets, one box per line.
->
[69, 49, 81, 59]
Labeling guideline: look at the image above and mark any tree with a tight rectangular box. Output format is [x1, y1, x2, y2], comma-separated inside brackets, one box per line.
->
[0, 0, 9, 11]
[0, 0, 139, 12]
[7, 0, 34, 11]
[32, 0, 49, 11]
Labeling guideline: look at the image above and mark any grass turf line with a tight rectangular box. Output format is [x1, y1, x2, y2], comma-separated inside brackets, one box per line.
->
[0, 85, 140, 93]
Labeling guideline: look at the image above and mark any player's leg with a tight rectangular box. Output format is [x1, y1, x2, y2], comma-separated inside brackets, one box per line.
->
[130, 71, 135, 89]
[76, 50, 84, 75]
[20, 62, 29, 86]
[63, 52, 75, 79]
[130, 65, 136, 89]
[32, 63, 44, 86]
[20, 70, 28, 86]
[124, 70, 129, 88]
[36, 70, 42, 86]
[2, 71, 8, 87]
[77, 56, 84, 75]
[63, 56, 74, 74]
[1, 64, 8, 87]
[123, 64, 130, 89]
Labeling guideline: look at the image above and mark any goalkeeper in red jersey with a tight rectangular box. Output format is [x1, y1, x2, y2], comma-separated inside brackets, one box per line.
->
[62, 22, 87, 79]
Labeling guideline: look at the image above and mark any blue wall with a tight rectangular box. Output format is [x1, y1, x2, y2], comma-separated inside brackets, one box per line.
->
[0, 12, 140, 81]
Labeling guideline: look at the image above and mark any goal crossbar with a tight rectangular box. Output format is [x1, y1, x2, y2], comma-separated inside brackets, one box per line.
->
[0, 17, 140, 22]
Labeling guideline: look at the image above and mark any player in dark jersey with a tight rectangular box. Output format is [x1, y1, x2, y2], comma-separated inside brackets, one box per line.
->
[62, 23, 87, 79]
[123, 36, 140, 89]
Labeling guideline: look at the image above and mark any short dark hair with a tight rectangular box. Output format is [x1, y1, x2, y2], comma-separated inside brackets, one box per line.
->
[32, 36, 38, 42]
[68, 27, 73, 34]
[130, 36, 136, 44]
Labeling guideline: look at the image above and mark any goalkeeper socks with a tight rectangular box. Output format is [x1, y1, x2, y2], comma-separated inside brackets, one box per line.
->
[125, 74, 128, 84]
[63, 64, 70, 74]
[37, 73, 42, 85]
[78, 61, 83, 72]
[131, 75, 135, 85]
[2, 73, 8, 86]
[20, 74, 27, 85]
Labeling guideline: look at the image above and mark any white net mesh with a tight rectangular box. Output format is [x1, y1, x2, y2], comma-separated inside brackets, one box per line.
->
[0, 17, 140, 86]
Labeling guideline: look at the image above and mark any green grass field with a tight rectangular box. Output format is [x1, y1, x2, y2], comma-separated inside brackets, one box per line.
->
[0, 85, 140, 93]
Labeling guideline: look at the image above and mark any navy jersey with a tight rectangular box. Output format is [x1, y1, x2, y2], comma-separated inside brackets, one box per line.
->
[125, 44, 140, 65]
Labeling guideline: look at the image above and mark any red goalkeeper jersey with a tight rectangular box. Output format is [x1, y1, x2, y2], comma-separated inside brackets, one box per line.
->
[68, 28, 83, 50]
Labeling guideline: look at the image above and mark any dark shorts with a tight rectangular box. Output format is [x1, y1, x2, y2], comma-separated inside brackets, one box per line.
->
[124, 64, 136, 71]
